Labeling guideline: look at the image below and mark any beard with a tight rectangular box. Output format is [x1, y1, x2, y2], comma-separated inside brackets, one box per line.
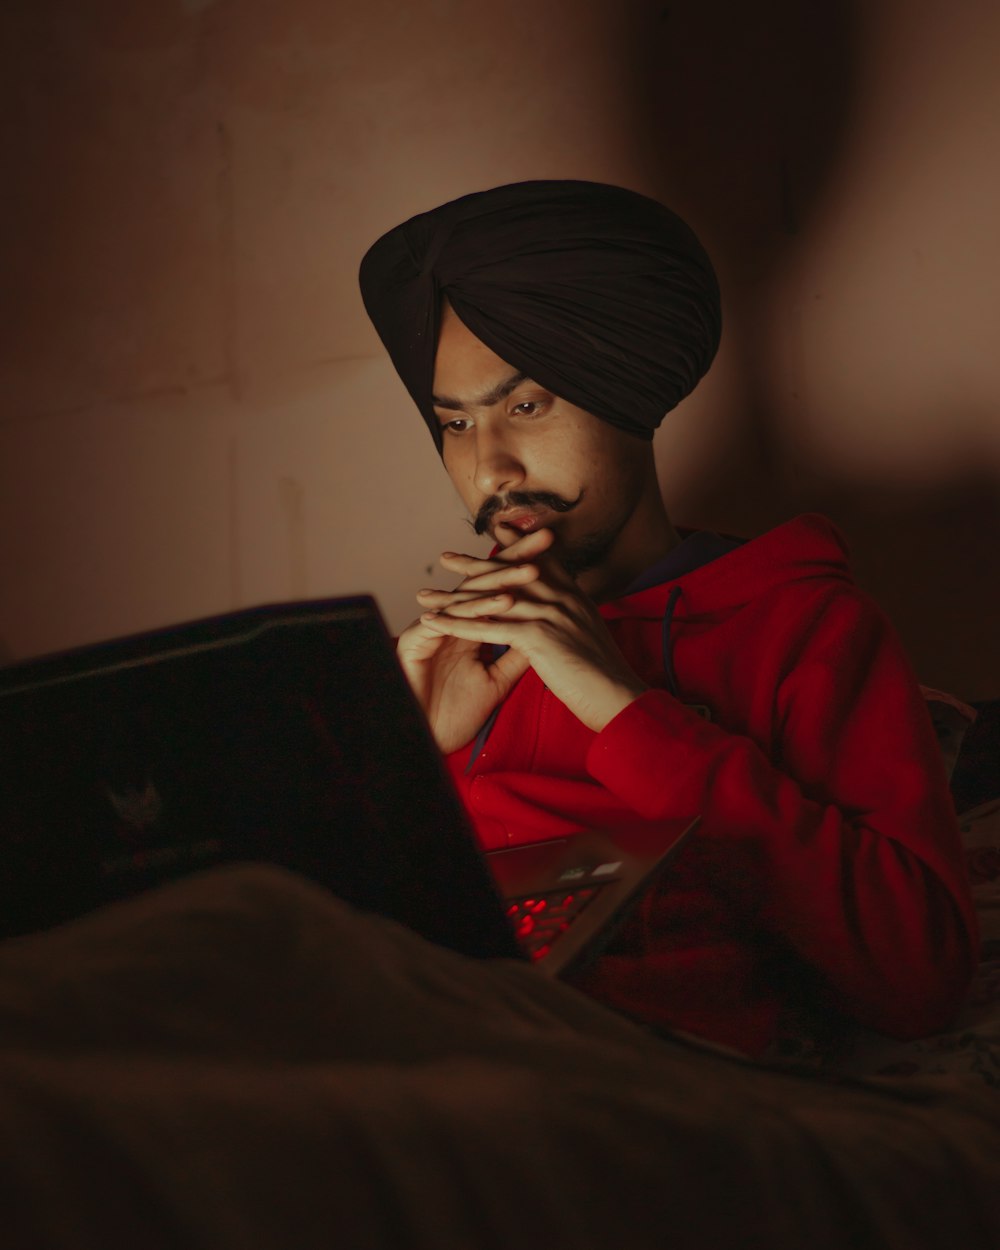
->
[553, 516, 628, 581]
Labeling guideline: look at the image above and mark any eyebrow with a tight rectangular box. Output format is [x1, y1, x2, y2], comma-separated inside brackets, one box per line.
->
[431, 370, 529, 412]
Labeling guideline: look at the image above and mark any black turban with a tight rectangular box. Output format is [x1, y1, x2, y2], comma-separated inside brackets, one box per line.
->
[358, 179, 721, 457]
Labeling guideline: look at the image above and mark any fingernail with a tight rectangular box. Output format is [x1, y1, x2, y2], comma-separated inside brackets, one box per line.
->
[441, 551, 456, 559]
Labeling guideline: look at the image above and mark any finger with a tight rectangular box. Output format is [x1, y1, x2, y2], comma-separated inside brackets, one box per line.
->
[416, 588, 486, 607]
[472, 537, 575, 595]
[395, 615, 453, 662]
[490, 527, 555, 562]
[425, 570, 542, 602]
[422, 569, 538, 596]
[451, 557, 573, 603]
[397, 614, 440, 641]
[439, 526, 554, 574]
[424, 593, 561, 627]
[436, 553, 511, 583]
[420, 592, 514, 619]
[438, 557, 547, 596]
[489, 523, 555, 555]
[419, 613, 525, 647]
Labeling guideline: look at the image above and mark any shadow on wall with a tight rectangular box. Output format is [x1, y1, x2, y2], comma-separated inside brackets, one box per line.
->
[780, 469, 1000, 701]
[628, 0, 1000, 699]
[631, 0, 862, 525]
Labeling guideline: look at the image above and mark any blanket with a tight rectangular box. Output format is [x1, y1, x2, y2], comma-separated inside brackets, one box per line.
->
[1, 863, 999, 1250]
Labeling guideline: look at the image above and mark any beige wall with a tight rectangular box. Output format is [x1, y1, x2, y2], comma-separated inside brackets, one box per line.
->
[1, 0, 999, 697]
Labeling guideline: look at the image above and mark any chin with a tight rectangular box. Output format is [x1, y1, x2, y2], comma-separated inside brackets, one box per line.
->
[559, 529, 619, 581]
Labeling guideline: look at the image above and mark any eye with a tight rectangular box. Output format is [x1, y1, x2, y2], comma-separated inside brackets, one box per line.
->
[441, 417, 471, 435]
[512, 401, 542, 416]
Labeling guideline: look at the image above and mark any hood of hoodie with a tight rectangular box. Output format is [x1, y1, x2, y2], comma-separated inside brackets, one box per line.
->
[597, 513, 853, 622]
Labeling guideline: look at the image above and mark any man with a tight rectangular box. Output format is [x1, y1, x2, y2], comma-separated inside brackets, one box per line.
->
[359, 180, 977, 1056]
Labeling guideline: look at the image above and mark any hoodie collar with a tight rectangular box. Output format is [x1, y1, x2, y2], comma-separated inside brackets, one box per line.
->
[599, 513, 852, 620]
[620, 529, 744, 597]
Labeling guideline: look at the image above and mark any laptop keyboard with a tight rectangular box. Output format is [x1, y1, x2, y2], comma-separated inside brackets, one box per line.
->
[505, 886, 601, 961]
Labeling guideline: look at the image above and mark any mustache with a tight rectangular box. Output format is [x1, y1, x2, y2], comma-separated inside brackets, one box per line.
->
[472, 490, 583, 537]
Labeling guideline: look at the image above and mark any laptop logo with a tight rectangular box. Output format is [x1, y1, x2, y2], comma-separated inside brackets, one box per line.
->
[105, 781, 163, 832]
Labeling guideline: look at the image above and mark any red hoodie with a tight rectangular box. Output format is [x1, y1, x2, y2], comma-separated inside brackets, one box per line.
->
[444, 513, 978, 1055]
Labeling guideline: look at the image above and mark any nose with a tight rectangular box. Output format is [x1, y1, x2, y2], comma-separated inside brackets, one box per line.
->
[472, 423, 525, 498]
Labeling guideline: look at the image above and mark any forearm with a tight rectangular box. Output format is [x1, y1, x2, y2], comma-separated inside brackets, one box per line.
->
[587, 688, 979, 1036]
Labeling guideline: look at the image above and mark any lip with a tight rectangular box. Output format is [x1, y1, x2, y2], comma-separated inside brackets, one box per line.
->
[494, 510, 548, 534]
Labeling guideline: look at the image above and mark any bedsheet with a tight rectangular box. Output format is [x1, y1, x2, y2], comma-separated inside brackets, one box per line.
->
[1, 863, 999, 1250]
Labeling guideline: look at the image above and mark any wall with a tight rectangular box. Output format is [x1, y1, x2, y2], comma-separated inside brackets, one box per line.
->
[1, 0, 998, 697]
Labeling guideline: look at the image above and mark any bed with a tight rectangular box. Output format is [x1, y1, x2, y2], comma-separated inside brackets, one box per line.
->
[0, 699, 997, 1249]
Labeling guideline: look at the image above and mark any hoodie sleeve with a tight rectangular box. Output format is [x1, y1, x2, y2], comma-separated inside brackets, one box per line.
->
[585, 584, 979, 1040]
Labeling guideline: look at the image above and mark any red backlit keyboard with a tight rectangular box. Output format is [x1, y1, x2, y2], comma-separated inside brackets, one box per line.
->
[505, 886, 601, 961]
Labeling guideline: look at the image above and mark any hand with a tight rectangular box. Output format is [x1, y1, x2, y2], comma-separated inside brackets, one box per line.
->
[396, 528, 551, 754]
[414, 527, 649, 734]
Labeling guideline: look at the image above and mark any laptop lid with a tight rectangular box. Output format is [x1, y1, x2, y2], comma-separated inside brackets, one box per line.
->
[0, 597, 524, 960]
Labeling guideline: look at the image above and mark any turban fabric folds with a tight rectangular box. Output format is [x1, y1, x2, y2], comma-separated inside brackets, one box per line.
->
[358, 180, 721, 457]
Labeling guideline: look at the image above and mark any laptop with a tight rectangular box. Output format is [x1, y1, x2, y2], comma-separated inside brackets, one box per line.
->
[0, 596, 697, 978]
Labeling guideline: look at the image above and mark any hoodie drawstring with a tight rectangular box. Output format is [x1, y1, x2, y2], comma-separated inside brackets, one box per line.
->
[661, 584, 682, 698]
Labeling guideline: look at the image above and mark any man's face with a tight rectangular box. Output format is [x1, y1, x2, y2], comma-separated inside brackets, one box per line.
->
[431, 302, 662, 592]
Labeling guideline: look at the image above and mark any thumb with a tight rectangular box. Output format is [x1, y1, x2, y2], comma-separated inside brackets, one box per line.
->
[396, 615, 454, 665]
[490, 645, 532, 697]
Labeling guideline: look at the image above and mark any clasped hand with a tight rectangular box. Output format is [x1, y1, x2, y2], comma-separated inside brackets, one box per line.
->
[397, 526, 647, 751]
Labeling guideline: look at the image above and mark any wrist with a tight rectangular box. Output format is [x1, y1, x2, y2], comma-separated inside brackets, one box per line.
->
[582, 678, 648, 734]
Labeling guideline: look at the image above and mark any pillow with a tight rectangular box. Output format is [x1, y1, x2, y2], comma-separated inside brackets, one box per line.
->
[919, 684, 977, 785]
[950, 698, 1000, 817]
[959, 797, 1000, 948]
